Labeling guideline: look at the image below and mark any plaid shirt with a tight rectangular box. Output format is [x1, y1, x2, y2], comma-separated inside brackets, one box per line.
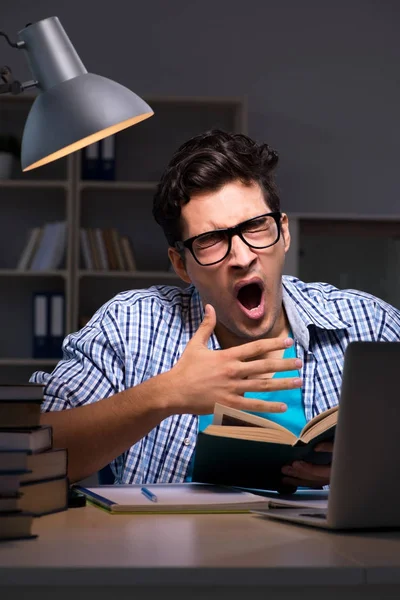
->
[31, 276, 400, 483]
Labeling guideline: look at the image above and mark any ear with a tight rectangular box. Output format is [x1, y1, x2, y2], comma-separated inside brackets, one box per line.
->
[280, 213, 291, 253]
[168, 247, 192, 284]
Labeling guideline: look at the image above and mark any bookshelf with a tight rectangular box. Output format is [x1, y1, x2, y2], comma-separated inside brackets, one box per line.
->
[73, 95, 248, 330]
[0, 94, 247, 382]
[286, 213, 400, 310]
[0, 93, 74, 383]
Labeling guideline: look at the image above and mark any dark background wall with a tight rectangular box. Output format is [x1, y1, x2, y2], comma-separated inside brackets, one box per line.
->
[1, 0, 399, 216]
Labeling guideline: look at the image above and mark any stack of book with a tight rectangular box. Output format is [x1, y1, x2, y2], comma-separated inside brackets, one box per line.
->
[80, 227, 136, 271]
[0, 384, 68, 541]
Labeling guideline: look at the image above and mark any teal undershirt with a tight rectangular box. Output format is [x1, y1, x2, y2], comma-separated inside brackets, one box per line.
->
[185, 332, 306, 482]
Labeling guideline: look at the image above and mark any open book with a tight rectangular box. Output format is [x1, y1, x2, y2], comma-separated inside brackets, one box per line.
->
[192, 403, 337, 491]
[210, 403, 338, 446]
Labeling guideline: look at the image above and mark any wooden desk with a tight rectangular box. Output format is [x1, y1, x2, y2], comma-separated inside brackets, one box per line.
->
[1, 505, 400, 600]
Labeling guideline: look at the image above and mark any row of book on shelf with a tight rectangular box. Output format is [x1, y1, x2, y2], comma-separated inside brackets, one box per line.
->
[0, 383, 68, 541]
[16, 221, 137, 272]
[80, 227, 136, 271]
[17, 221, 66, 271]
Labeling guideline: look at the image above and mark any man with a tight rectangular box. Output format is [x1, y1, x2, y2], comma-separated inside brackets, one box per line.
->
[31, 129, 400, 489]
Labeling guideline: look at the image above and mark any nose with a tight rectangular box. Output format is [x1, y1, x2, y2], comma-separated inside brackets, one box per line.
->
[228, 234, 257, 268]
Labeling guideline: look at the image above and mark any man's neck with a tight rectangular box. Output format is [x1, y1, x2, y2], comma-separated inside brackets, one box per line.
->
[215, 308, 290, 350]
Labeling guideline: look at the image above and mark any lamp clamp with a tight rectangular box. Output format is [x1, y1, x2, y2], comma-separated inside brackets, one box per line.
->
[0, 30, 36, 95]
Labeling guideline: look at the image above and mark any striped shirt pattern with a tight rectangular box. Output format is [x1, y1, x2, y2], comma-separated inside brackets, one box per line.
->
[31, 276, 400, 484]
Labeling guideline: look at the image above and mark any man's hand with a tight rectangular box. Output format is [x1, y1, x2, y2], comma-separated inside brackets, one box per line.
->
[280, 441, 334, 490]
[167, 304, 303, 416]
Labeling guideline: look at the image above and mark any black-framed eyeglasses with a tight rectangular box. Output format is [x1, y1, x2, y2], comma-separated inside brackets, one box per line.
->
[175, 211, 282, 266]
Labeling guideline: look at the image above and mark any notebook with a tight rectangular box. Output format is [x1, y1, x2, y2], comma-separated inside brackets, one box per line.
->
[74, 482, 271, 514]
[252, 342, 400, 530]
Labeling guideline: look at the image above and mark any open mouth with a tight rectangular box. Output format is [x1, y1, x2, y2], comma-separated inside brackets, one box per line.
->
[237, 283, 263, 311]
[235, 281, 265, 320]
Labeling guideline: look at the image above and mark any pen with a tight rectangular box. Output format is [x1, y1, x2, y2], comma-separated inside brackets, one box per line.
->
[141, 486, 158, 503]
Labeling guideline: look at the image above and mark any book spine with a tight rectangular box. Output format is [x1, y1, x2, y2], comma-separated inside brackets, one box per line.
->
[29, 223, 57, 271]
[103, 229, 118, 270]
[17, 227, 41, 271]
[121, 236, 137, 271]
[49, 292, 65, 359]
[99, 136, 116, 180]
[87, 228, 101, 270]
[111, 229, 126, 270]
[80, 228, 93, 270]
[95, 228, 108, 270]
[47, 221, 67, 270]
[32, 292, 51, 358]
[81, 142, 100, 180]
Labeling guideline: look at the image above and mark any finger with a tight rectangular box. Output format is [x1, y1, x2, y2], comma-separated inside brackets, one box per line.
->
[237, 376, 302, 394]
[282, 461, 330, 481]
[233, 336, 294, 361]
[191, 304, 216, 346]
[234, 398, 288, 413]
[241, 357, 302, 378]
[314, 442, 334, 452]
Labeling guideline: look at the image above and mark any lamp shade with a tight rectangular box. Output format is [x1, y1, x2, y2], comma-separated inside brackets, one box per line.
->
[17, 17, 153, 171]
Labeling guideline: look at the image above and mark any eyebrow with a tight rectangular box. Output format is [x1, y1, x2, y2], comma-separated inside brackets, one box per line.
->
[195, 214, 264, 236]
[187, 222, 226, 239]
[201, 223, 227, 233]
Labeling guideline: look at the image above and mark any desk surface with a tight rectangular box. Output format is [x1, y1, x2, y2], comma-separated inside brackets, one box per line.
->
[1, 505, 400, 598]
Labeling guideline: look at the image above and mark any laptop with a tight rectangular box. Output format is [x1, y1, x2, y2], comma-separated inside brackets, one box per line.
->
[252, 341, 400, 530]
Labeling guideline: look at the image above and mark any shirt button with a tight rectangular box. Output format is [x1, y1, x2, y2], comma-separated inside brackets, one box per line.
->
[183, 438, 191, 446]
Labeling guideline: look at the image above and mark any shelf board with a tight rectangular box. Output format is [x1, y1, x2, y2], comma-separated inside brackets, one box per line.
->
[0, 358, 59, 366]
[143, 94, 245, 105]
[290, 212, 400, 221]
[79, 270, 178, 279]
[0, 270, 67, 277]
[79, 181, 158, 191]
[0, 179, 67, 189]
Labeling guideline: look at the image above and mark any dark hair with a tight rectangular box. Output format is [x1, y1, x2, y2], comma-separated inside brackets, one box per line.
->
[152, 129, 280, 247]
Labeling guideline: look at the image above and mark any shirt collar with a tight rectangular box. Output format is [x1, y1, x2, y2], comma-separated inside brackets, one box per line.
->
[188, 278, 351, 353]
[282, 277, 351, 350]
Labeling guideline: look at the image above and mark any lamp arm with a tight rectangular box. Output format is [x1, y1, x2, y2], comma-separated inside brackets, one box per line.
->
[0, 65, 32, 95]
[0, 66, 22, 94]
[0, 29, 37, 95]
[0, 30, 19, 48]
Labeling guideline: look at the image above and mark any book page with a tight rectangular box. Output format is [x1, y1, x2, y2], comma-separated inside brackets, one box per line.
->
[205, 425, 296, 445]
[213, 403, 292, 434]
[299, 406, 338, 444]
